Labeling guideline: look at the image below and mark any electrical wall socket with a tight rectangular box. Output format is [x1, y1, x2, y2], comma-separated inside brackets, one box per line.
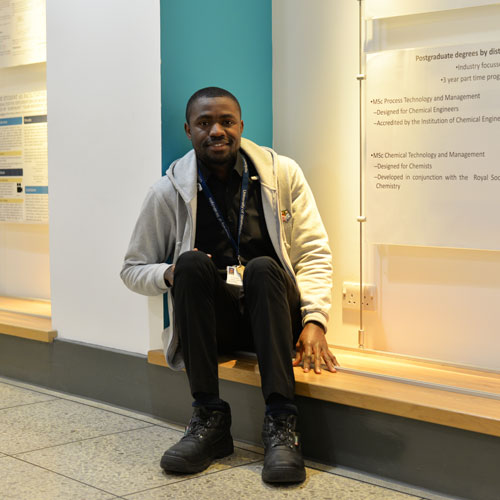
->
[342, 282, 376, 311]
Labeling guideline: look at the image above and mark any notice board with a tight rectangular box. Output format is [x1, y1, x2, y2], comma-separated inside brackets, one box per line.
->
[0, 90, 47, 223]
[366, 41, 500, 250]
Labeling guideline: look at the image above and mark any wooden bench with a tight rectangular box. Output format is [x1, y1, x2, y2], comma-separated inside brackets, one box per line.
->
[0, 296, 56, 343]
[148, 346, 500, 438]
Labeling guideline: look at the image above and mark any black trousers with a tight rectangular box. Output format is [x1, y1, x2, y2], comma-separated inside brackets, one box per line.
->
[172, 251, 302, 402]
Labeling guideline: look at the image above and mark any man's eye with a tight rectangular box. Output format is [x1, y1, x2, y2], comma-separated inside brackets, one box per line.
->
[198, 121, 209, 127]
[223, 120, 235, 126]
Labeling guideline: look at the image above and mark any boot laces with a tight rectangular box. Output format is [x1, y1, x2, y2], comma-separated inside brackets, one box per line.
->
[268, 415, 298, 448]
[184, 411, 216, 439]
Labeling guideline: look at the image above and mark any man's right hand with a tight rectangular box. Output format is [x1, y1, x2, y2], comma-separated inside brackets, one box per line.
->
[164, 265, 175, 287]
[164, 250, 212, 287]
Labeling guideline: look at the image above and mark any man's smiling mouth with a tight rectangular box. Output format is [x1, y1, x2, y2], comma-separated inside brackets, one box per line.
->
[207, 142, 229, 149]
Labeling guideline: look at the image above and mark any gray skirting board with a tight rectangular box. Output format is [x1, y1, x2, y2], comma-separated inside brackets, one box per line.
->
[0, 334, 499, 500]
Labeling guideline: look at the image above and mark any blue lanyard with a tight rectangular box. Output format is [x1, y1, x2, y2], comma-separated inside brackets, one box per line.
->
[197, 157, 249, 264]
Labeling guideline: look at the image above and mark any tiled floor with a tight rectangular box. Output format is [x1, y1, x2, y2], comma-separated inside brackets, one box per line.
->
[0, 377, 452, 500]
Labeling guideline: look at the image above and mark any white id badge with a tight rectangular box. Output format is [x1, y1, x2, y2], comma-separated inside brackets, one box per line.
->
[226, 265, 244, 286]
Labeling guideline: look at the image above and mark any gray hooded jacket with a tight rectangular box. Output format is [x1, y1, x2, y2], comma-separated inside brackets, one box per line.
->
[121, 138, 332, 369]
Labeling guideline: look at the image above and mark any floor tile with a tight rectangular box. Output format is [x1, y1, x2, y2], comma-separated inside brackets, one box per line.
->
[0, 381, 55, 409]
[0, 456, 117, 500]
[0, 378, 435, 499]
[304, 460, 449, 500]
[0, 398, 149, 454]
[17, 425, 262, 497]
[124, 462, 422, 500]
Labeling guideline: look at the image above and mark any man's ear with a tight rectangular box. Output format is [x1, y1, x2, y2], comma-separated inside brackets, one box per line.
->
[240, 120, 244, 134]
[184, 122, 191, 139]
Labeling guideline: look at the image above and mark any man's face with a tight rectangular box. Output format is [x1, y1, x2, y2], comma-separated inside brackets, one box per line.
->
[185, 96, 244, 169]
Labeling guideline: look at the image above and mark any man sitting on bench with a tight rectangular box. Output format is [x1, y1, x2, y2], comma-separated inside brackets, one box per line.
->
[121, 87, 337, 483]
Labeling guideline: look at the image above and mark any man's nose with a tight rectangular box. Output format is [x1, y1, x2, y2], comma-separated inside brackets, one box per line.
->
[209, 122, 224, 136]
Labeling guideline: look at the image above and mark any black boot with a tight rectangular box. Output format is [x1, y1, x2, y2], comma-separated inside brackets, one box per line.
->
[262, 414, 306, 483]
[160, 406, 233, 474]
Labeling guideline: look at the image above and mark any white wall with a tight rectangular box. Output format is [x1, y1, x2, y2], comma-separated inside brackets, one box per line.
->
[46, 0, 163, 354]
[0, 63, 50, 299]
[273, 0, 361, 351]
[273, 0, 500, 370]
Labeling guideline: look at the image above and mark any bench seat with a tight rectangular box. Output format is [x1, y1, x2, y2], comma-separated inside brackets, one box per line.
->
[148, 346, 500, 437]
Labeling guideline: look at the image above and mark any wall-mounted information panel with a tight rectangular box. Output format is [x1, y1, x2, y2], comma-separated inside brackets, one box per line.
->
[366, 41, 500, 250]
[365, 0, 499, 19]
[0, 0, 46, 68]
[0, 90, 47, 223]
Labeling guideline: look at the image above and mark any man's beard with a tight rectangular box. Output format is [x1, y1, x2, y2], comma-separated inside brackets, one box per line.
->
[198, 147, 237, 168]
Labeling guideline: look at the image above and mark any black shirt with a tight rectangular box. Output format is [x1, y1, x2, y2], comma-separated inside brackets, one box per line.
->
[194, 151, 281, 276]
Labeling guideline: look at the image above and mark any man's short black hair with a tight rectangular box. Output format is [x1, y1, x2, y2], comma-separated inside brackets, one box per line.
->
[185, 87, 241, 124]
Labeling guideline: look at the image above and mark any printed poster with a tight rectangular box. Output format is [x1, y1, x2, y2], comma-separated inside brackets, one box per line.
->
[0, 90, 47, 223]
[366, 41, 500, 249]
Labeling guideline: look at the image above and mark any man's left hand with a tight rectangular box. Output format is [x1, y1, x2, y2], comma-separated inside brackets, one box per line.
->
[293, 322, 338, 374]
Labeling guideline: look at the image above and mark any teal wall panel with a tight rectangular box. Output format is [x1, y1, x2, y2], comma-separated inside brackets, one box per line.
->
[160, 0, 272, 327]
[160, 0, 273, 174]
